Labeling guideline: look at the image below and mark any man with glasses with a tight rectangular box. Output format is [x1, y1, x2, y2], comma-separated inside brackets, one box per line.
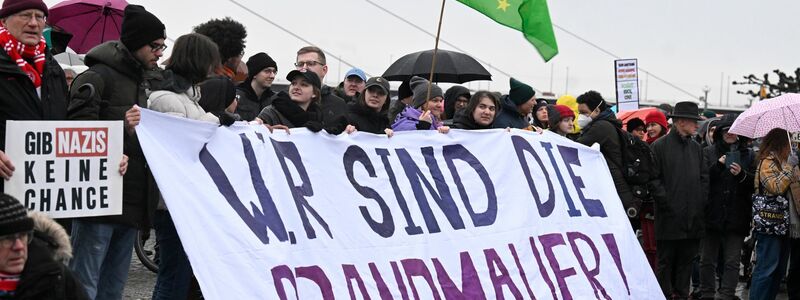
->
[295, 46, 346, 125]
[236, 52, 278, 121]
[0, 0, 69, 192]
[0, 193, 87, 299]
[66, 4, 165, 299]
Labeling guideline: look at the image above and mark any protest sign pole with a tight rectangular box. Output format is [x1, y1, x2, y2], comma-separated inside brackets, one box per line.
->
[425, 0, 446, 102]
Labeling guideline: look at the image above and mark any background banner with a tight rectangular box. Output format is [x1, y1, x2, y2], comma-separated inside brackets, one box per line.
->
[4, 120, 123, 219]
[136, 109, 662, 299]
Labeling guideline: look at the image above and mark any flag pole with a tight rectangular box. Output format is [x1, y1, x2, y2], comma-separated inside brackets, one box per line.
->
[426, 0, 446, 102]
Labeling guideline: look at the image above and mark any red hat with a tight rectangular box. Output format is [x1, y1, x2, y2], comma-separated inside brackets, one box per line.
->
[0, 0, 47, 18]
[645, 110, 668, 129]
[554, 104, 574, 120]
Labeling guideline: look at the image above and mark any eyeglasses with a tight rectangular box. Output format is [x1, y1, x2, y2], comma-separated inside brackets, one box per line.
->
[294, 61, 323, 68]
[0, 231, 33, 248]
[13, 11, 46, 24]
[149, 42, 168, 53]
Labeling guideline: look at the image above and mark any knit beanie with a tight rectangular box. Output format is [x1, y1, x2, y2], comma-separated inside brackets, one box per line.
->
[547, 104, 574, 129]
[645, 109, 668, 130]
[410, 76, 442, 108]
[0, 194, 33, 237]
[397, 79, 412, 99]
[245, 52, 277, 79]
[626, 117, 645, 133]
[702, 110, 717, 119]
[508, 78, 535, 106]
[0, 0, 47, 18]
[120, 5, 166, 52]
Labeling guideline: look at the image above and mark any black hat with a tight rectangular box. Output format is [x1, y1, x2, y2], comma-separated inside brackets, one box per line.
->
[0, 0, 48, 18]
[0, 194, 33, 237]
[668, 101, 702, 120]
[397, 79, 412, 99]
[626, 117, 645, 133]
[120, 5, 166, 52]
[245, 52, 277, 79]
[286, 70, 321, 90]
[364, 76, 390, 94]
[509, 78, 535, 106]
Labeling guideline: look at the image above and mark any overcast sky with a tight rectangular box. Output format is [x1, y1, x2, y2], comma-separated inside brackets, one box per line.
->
[45, 0, 800, 108]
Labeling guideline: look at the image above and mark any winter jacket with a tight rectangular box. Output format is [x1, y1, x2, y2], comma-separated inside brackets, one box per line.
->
[576, 110, 634, 212]
[235, 79, 274, 121]
[66, 40, 158, 230]
[0, 48, 68, 152]
[333, 84, 358, 105]
[491, 95, 529, 129]
[703, 142, 754, 235]
[329, 102, 391, 135]
[148, 71, 220, 124]
[651, 129, 709, 240]
[320, 85, 347, 125]
[391, 106, 440, 131]
[257, 91, 323, 129]
[14, 213, 88, 300]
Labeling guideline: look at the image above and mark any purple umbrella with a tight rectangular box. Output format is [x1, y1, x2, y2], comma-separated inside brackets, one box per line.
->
[48, 0, 128, 54]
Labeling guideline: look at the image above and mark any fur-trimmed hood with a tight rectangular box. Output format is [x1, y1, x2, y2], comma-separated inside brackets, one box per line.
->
[29, 212, 72, 264]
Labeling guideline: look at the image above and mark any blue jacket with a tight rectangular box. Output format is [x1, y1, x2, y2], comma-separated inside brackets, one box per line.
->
[491, 95, 529, 129]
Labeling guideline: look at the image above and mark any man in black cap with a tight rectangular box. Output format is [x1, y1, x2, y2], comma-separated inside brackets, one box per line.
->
[65, 4, 165, 299]
[650, 101, 709, 300]
[493, 77, 536, 129]
[0, 0, 69, 192]
[0, 194, 87, 299]
[235, 52, 277, 121]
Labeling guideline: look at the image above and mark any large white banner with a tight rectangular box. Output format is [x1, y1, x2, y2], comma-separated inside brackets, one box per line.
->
[4, 121, 124, 218]
[136, 109, 662, 300]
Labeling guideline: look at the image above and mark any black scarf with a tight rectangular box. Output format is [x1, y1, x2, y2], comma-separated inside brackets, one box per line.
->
[271, 91, 322, 129]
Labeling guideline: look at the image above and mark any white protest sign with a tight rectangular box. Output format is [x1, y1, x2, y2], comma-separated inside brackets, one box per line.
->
[136, 109, 663, 300]
[4, 121, 123, 218]
[615, 59, 640, 112]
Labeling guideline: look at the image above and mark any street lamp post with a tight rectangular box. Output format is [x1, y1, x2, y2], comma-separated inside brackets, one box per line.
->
[701, 86, 710, 110]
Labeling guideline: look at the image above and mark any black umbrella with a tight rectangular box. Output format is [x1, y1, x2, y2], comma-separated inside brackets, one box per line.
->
[382, 49, 491, 83]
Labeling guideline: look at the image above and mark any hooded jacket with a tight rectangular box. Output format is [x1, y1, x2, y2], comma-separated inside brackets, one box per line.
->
[66, 40, 159, 230]
[576, 109, 634, 211]
[148, 71, 220, 123]
[15, 212, 88, 300]
[651, 129, 710, 240]
[491, 95, 529, 129]
[702, 116, 754, 235]
[391, 106, 440, 131]
[235, 78, 274, 121]
[444, 85, 470, 121]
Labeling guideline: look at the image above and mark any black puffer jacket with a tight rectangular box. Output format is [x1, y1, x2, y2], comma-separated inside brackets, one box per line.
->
[328, 101, 391, 135]
[67, 41, 159, 229]
[452, 110, 491, 130]
[16, 213, 88, 300]
[0, 47, 68, 193]
[319, 85, 347, 125]
[235, 79, 274, 121]
[576, 110, 634, 211]
[702, 116, 754, 235]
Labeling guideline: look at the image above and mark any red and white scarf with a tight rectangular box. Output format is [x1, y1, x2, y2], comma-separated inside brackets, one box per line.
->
[0, 26, 46, 88]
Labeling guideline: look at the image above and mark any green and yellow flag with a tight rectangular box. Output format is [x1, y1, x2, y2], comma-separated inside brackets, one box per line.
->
[457, 0, 558, 61]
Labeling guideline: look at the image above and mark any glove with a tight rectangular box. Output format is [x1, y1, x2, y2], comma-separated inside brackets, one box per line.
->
[218, 111, 237, 127]
[304, 121, 323, 133]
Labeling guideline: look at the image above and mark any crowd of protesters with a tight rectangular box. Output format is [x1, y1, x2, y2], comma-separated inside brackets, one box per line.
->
[0, 0, 796, 299]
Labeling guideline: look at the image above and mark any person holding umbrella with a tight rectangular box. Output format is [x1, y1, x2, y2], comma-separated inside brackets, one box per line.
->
[392, 76, 449, 133]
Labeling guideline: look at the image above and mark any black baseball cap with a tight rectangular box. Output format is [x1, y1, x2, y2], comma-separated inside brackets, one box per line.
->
[364, 76, 390, 94]
[286, 70, 321, 90]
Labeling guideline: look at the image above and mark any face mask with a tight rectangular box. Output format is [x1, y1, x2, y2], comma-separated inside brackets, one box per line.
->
[577, 114, 592, 128]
